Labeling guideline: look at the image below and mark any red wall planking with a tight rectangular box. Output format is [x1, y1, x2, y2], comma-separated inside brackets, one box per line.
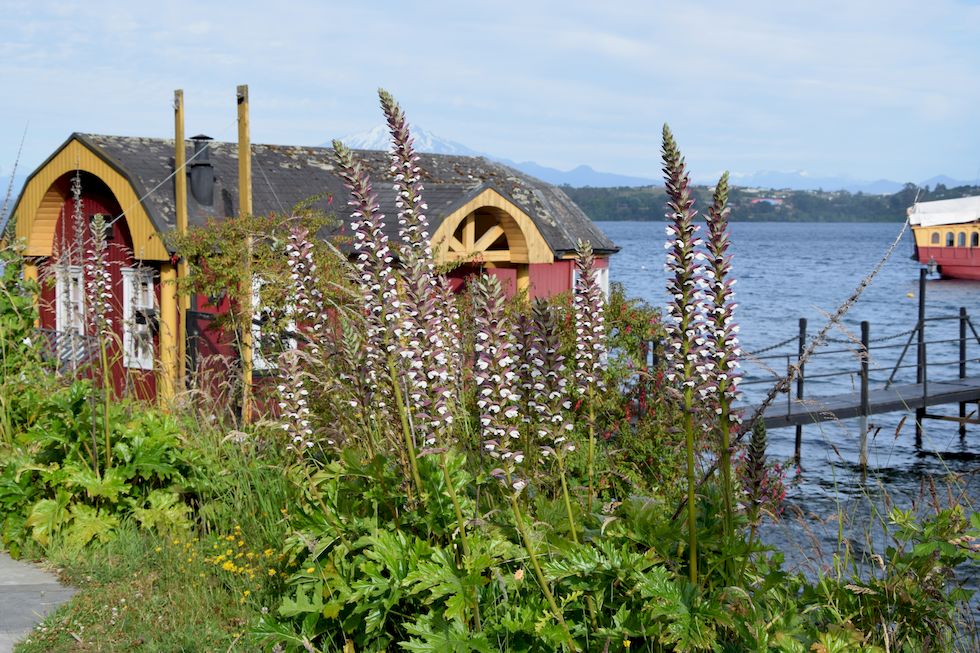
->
[37, 172, 158, 400]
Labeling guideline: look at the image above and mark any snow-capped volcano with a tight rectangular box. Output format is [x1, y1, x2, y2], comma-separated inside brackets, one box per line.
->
[334, 125, 481, 156]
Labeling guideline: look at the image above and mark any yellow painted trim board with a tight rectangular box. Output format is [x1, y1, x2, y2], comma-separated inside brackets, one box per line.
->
[431, 188, 554, 265]
[13, 139, 169, 261]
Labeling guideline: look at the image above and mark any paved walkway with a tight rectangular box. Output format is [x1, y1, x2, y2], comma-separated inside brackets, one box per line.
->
[0, 552, 75, 653]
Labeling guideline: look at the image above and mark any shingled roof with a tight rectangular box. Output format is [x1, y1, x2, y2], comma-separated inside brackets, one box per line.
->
[68, 133, 618, 257]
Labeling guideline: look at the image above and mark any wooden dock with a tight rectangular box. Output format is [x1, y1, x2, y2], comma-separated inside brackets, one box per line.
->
[758, 375, 980, 430]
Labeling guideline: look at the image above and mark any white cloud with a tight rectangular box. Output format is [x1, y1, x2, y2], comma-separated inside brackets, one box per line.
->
[2, 0, 980, 182]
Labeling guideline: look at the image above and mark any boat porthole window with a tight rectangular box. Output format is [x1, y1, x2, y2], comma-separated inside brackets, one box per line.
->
[930, 232, 940, 244]
[946, 232, 955, 246]
[972, 232, 979, 247]
[958, 232, 966, 247]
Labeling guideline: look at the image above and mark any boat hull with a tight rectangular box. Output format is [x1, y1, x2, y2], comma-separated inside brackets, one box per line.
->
[915, 245, 980, 280]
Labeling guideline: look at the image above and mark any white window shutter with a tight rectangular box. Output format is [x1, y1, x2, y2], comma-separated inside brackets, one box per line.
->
[122, 268, 154, 370]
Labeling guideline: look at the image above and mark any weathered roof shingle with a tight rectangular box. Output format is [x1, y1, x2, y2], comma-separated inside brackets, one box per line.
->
[74, 133, 618, 257]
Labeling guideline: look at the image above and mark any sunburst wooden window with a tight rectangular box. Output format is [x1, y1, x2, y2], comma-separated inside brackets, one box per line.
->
[446, 208, 516, 263]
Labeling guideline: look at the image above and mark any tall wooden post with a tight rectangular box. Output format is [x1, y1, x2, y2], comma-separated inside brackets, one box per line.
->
[960, 306, 967, 439]
[516, 264, 530, 298]
[794, 317, 807, 466]
[859, 320, 870, 471]
[915, 268, 926, 449]
[173, 90, 189, 389]
[23, 262, 39, 327]
[237, 84, 254, 423]
[159, 263, 178, 402]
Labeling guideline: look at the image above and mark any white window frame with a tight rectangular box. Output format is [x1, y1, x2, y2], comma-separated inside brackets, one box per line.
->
[596, 266, 610, 301]
[122, 267, 155, 370]
[55, 265, 86, 337]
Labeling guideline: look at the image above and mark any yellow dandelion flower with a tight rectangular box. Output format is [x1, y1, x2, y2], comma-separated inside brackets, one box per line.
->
[623, 639, 630, 649]
[267, 568, 276, 576]
[263, 549, 274, 557]
[243, 590, 250, 597]
[222, 561, 236, 572]
[154, 547, 162, 553]
[237, 540, 244, 548]
[306, 567, 315, 574]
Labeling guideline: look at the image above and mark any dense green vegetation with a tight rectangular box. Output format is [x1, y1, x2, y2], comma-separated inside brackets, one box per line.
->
[0, 95, 977, 652]
[563, 183, 980, 222]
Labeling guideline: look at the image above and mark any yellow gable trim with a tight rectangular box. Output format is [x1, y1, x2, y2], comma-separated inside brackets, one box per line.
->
[13, 139, 170, 261]
[431, 188, 554, 265]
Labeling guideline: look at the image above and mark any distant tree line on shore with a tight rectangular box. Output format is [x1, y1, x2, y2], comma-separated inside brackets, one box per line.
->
[563, 182, 980, 222]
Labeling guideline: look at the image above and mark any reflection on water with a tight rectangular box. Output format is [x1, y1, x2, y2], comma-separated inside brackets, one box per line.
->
[599, 221, 979, 617]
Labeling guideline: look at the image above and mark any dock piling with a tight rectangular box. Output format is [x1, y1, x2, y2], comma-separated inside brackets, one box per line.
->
[859, 320, 870, 470]
[960, 307, 968, 439]
[794, 317, 807, 466]
[915, 268, 926, 449]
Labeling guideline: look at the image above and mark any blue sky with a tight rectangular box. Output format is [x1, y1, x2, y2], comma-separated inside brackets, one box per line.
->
[2, 0, 980, 184]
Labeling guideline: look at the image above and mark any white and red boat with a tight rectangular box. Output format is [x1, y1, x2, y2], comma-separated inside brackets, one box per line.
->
[909, 195, 980, 280]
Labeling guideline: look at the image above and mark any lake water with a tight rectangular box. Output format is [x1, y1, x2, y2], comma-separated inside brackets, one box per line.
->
[597, 221, 979, 618]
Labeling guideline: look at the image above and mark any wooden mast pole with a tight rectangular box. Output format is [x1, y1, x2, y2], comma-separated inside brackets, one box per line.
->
[237, 84, 254, 423]
[173, 89, 189, 389]
[158, 91, 186, 403]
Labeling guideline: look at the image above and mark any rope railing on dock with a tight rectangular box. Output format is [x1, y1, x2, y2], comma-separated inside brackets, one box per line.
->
[746, 336, 798, 356]
[747, 326, 919, 356]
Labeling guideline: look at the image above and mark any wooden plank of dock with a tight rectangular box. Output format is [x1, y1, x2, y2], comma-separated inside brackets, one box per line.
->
[756, 375, 980, 429]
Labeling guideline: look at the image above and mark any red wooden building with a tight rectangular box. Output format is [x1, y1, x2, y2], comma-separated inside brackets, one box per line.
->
[10, 131, 618, 401]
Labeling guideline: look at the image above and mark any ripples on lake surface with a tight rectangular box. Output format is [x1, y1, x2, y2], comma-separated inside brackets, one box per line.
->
[598, 221, 979, 616]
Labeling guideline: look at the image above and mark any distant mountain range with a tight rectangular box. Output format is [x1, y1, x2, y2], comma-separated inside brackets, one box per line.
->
[337, 126, 976, 194]
[336, 127, 662, 187]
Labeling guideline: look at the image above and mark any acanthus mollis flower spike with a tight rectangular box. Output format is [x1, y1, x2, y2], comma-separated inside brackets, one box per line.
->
[435, 275, 463, 382]
[276, 350, 320, 451]
[704, 171, 741, 559]
[661, 124, 708, 393]
[379, 90, 460, 437]
[530, 300, 574, 457]
[704, 171, 742, 413]
[379, 88, 432, 257]
[399, 253, 454, 444]
[573, 239, 606, 396]
[71, 172, 87, 267]
[285, 226, 326, 355]
[335, 317, 372, 408]
[331, 139, 400, 409]
[743, 419, 768, 525]
[471, 274, 524, 487]
[662, 123, 708, 583]
[83, 213, 113, 338]
[514, 312, 538, 419]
